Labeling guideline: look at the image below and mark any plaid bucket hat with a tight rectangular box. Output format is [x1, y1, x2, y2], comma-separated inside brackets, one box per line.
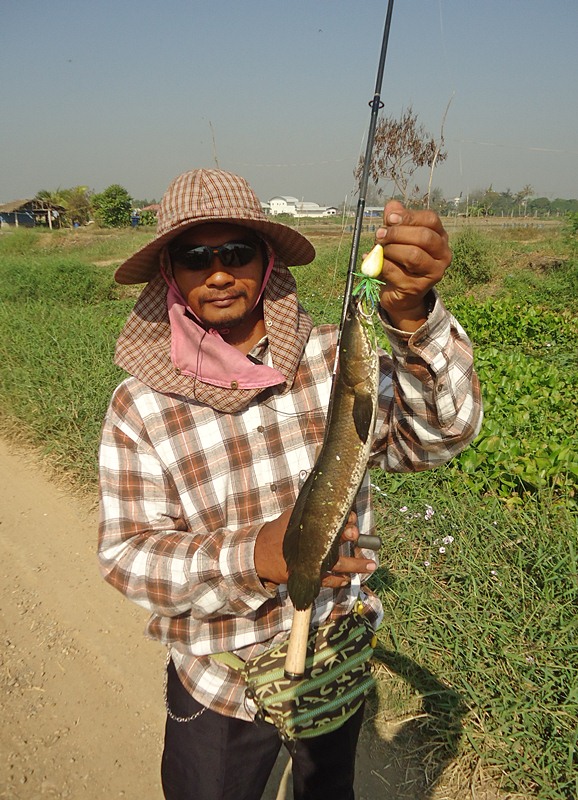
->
[115, 168, 316, 284]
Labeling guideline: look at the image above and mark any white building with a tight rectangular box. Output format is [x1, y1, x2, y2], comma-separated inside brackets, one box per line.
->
[268, 196, 337, 218]
[269, 196, 299, 216]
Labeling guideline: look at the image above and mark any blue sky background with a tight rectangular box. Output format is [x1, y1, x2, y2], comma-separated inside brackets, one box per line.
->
[1, 0, 577, 205]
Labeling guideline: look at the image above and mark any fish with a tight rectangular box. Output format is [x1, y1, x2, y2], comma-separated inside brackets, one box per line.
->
[282, 299, 380, 611]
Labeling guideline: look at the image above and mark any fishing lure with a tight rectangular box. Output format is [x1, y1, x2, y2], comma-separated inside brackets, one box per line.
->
[353, 244, 385, 312]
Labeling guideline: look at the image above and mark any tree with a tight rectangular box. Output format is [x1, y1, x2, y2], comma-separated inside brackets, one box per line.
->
[36, 186, 93, 225]
[92, 184, 133, 227]
[514, 185, 534, 216]
[63, 186, 93, 225]
[528, 196, 552, 216]
[469, 186, 501, 217]
[355, 106, 447, 205]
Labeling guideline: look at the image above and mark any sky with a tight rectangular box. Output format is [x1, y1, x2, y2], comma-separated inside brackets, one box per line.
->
[1, 0, 577, 207]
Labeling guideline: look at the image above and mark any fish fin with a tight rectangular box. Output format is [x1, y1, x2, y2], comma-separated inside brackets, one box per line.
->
[282, 478, 314, 571]
[352, 388, 374, 443]
[321, 531, 341, 574]
[287, 570, 321, 611]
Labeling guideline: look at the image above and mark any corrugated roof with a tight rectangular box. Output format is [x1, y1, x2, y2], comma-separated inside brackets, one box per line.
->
[0, 199, 66, 213]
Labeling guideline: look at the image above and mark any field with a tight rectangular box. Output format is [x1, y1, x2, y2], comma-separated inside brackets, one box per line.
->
[0, 217, 576, 799]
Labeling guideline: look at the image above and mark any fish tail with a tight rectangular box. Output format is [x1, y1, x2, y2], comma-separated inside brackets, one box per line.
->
[287, 571, 321, 611]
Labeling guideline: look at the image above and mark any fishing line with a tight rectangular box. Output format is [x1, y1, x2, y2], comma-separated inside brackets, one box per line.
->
[261, 2, 396, 424]
[334, 0, 395, 362]
[320, 125, 374, 322]
[438, 0, 456, 93]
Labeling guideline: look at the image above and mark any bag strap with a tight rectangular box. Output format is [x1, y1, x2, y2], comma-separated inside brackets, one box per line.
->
[211, 651, 245, 671]
[211, 605, 372, 674]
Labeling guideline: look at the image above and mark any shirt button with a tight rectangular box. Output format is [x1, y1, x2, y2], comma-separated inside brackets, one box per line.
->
[257, 426, 265, 434]
[270, 484, 278, 493]
[230, 380, 239, 389]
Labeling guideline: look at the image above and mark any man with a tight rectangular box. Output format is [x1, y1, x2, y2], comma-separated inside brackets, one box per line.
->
[98, 168, 482, 800]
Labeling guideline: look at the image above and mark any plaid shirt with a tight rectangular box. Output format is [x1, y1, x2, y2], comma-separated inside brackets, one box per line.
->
[98, 287, 482, 721]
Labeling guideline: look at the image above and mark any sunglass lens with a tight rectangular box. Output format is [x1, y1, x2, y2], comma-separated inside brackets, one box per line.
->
[219, 242, 257, 267]
[173, 241, 259, 270]
[178, 246, 212, 269]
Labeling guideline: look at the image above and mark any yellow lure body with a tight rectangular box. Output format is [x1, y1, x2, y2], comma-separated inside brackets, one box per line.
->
[361, 244, 384, 278]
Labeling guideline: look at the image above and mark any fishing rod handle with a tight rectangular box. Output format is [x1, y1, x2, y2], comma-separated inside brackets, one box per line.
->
[284, 606, 312, 680]
[357, 534, 381, 551]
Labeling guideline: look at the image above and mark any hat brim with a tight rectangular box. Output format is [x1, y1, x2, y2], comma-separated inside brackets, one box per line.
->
[114, 216, 315, 284]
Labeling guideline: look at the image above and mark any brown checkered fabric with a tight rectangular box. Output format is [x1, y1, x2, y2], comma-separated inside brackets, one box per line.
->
[115, 169, 315, 285]
[98, 286, 483, 721]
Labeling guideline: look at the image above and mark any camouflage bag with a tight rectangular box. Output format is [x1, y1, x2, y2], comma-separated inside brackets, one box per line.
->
[238, 608, 376, 741]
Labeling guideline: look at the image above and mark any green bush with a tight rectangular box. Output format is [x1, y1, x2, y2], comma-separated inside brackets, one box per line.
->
[448, 296, 576, 350]
[455, 347, 577, 501]
[139, 210, 157, 226]
[565, 211, 578, 236]
[443, 296, 578, 503]
[0, 255, 117, 304]
[92, 184, 133, 228]
[450, 227, 494, 286]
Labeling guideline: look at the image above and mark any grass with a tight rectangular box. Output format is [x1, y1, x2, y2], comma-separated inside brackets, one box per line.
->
[0, 219, 576, 798]
[368, 477, 577, 798]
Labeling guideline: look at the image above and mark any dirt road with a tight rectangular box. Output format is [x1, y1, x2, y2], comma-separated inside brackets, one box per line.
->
[0, 437, 170, 797]
[0, 437, 500, 800]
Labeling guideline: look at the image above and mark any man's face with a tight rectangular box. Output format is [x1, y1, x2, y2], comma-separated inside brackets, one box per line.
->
[171, 223, 265, 333]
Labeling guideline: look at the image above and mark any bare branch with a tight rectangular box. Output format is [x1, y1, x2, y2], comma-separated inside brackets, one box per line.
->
[355, 106, 447, 204]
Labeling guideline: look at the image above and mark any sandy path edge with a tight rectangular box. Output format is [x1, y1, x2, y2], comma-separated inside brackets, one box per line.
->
[0, 437, 169, 798]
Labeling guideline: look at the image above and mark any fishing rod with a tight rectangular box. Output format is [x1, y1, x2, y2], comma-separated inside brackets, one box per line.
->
[337, 0, 395, 345]
[284, 0, 396, 680]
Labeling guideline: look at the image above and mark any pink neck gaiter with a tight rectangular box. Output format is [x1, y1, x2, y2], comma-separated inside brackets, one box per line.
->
[161, 248, 286, 390]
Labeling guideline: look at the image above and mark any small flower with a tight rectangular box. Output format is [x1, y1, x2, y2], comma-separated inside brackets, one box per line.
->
[399, 506, 408, 513]
[490, 569, 498, 577]
[371, 483, 388, 497]
[424, 560, 431, 567]
[442, 535, 454, 545]
[439, 546, 446, 554]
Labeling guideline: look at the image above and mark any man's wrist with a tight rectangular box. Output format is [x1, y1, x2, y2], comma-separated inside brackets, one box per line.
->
[379, 292, 435, 332]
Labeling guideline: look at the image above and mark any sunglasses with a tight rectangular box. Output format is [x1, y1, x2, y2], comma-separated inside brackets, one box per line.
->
[170, 240, 260, 271]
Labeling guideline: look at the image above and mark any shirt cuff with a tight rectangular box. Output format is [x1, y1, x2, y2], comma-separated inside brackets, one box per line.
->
[378, 289, 436, 336]
[379, 290, 453, 363]
[217, 524, 277, 613]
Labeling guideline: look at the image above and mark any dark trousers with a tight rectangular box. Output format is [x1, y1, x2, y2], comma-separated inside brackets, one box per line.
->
[161, 660, 364, 800]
